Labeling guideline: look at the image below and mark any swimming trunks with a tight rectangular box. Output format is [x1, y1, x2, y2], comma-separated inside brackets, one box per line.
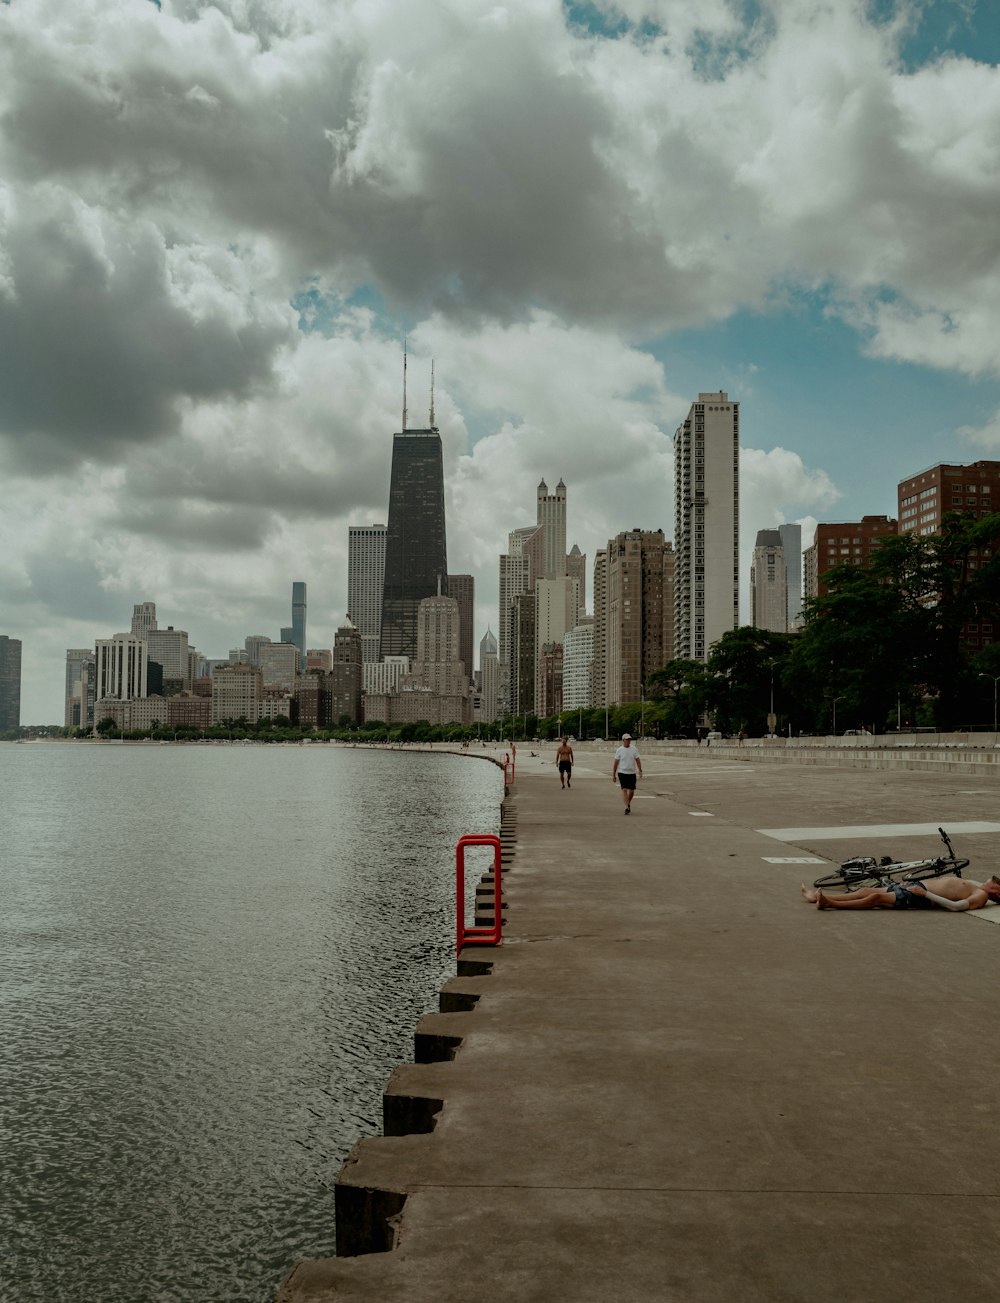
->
[891, 883, 934, 909]
[558, 760, 572, 773]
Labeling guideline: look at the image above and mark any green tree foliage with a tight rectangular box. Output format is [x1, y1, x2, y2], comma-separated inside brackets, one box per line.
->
[789, 511, 1000, 732]
[706, 628, 795, 735]
[646, 659, 715, 737]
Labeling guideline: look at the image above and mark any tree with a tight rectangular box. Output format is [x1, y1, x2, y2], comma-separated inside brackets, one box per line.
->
[706, 628, 795, 735]
[646, 659, 715, 737]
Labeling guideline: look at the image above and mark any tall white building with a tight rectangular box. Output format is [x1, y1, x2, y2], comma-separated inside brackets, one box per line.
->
[562, 619, 593, 711]
[244, 634, 272, 666]
[95, 634, 147, 703]
[750, 529, 788, 632]
[536, 478, 567, 579]
[673, 392, 740, 661]
[348, 524, 387, 664]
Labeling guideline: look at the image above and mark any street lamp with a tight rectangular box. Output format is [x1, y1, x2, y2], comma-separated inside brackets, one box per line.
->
[640, 683, 645, 739]
[832, 696, 844, 736]
[767, 658, 776, 737]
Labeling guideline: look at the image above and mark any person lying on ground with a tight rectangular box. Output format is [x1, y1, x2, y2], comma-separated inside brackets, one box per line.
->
[800, 874, 1000, 911]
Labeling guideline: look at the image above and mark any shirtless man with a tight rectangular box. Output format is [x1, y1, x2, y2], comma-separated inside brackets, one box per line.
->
[555, 736, 574, 788]
[801, 874, 1000, 911]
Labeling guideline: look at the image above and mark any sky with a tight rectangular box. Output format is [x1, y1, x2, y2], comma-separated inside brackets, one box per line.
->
[3, 0, 1000, 722]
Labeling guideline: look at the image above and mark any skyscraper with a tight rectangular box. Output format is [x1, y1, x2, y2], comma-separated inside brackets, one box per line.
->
[0, 635, 23, 731]
[673, 392, 740, 661]
[95, 633, 147, 704]
[479, 628, 499, 723]
[331, 617, 363, 724]
[348, 524, 387, 663]
[130, 602, 157, 639]
[779, 523, 803, 627]
[65, 647, 95, 729]
[447, 573, 475, 679]
[380, 428, 448, 662]
[291, 582, 307, 671]
[536, 478, 567, 579]
[750, 530, 787, 632]
[603, 529, 674, 706]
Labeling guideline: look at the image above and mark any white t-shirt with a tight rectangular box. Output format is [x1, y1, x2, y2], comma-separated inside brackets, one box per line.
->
[614, 744, 639, 774]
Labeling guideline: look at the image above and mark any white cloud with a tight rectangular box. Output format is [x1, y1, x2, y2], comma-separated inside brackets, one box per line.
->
[2, 0, 997, 718]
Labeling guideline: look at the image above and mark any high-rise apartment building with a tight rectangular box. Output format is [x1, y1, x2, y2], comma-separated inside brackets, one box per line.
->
[259, 642, 300, 692]
[0, 635, 22, 730]
[750, 530, 787, 632]
[562, 618, 594, 712]
[447, 573, 475, 680]
[897, 460, 999, 536]
[380, 427, 448, 661]
[514, 591, 537, 718]
[673, 392, 740, 661]
[331, 618, 364, 723]
[603, 530, 674, 706]
[211, 662, 262, 724]
[592, 549, 608, 708]
[804, 517, 897, 599]
[348, 524, 387, 664]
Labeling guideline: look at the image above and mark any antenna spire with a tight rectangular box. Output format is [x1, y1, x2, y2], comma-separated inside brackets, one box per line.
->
[402, 337, 408, 432]
[430, 360, 435, 428]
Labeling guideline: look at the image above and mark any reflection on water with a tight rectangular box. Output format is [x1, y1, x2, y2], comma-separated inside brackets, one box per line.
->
[0, 743, 500, 1302]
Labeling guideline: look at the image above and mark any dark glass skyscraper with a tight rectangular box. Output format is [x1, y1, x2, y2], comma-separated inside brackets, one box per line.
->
[0, 635, 23, 731]
[292, 581, 307, 670]
[380, 428, 448, 662]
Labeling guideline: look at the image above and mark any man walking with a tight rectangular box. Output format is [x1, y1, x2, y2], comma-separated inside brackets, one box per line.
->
[611, 733, 642, 814]
[555, 736, 574, 788]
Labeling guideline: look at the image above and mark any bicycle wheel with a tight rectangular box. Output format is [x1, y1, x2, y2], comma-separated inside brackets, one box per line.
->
[899, 858, 970, 882]
[813, 867, 883, 892]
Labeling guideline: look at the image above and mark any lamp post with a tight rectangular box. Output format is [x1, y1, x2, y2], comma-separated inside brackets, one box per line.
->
[767, 658, 776, 737]
[832, 696, 844, 736]
[640, 683, 645, 739]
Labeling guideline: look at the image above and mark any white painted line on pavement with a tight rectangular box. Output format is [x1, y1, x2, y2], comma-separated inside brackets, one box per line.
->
[763, 856, 826, 864]
[689, 811, 714, 817]
[757, 821, 1000, 842]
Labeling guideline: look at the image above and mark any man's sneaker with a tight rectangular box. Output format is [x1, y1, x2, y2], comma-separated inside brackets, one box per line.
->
[624, 806, 630, 814]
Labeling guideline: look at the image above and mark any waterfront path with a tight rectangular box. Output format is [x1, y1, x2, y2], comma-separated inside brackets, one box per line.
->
[280, 745, 1000, 1302]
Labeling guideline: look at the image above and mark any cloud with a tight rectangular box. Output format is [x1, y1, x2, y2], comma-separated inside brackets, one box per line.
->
[4, 0, 998, 719]
[957, 407, 1000, 453]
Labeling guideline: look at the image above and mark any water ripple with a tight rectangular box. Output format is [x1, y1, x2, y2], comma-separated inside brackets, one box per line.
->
[0, 744, 499, 1303]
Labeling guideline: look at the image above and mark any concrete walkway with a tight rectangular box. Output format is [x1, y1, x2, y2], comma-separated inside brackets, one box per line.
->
[279, 746, 1000, 1302]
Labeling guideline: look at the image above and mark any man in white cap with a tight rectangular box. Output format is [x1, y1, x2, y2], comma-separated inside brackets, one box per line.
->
[611, 733, 642, 814]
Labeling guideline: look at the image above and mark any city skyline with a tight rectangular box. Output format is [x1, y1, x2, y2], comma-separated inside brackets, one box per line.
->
[4, 2, 1000, 720]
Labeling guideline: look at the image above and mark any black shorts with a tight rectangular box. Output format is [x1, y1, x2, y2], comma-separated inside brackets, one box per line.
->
[618, 773, 636, 790]
[558, 760, 572, 774]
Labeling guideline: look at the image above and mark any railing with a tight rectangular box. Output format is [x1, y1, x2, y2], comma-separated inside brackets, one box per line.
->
[455, 833, 503, 955]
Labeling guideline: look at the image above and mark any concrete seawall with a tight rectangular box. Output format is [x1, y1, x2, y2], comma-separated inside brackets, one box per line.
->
[279, 745, 1000, 1302]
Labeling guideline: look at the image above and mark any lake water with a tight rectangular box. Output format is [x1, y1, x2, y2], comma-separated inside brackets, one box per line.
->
[0, 742, 502, 1302]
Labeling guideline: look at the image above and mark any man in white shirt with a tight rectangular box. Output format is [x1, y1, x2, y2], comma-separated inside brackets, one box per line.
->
[611, 733, 642, 815]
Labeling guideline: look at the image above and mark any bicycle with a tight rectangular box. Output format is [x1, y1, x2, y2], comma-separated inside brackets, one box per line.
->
[812, 827, 970, 893]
